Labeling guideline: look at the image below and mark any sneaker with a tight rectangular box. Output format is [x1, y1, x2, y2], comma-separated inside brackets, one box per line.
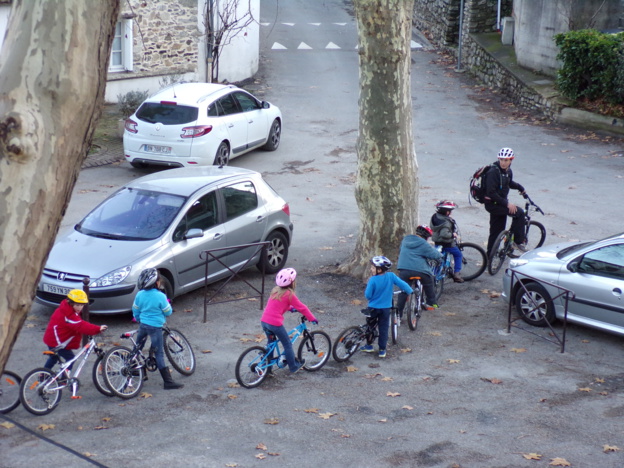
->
[360, 344, 374, 353]
[378, 349, 387, 358]
[424, 303, 439, 311]
[452, 272, 464, 283]
[512, 242, 529, 252]
[291, 359, 306, 374]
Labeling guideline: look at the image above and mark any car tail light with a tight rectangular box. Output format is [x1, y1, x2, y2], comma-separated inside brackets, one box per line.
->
[282, 203, 290, 216]
[125, 119, 138, 134]
[181, 125, 213, 138]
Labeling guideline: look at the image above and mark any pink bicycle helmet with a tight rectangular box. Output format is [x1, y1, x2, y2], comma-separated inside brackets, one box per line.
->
[275, 268, 297, 287]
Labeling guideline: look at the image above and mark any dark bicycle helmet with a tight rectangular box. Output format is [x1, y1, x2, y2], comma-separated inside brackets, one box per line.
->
[370, 256, 392, 271]
[416, 225, 433, 239]
[138, 268, 159, 290]
[435, 200, 457, 213]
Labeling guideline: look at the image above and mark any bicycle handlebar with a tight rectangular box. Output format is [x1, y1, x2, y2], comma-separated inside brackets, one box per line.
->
[522, 193, 544, 216]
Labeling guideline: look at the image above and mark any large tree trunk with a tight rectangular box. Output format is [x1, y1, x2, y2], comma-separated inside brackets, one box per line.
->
[0, 0, 119, 373]
[339, 0, 418, 279]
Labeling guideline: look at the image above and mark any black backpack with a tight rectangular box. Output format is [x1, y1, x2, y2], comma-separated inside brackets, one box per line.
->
[469, 164, 493, 204]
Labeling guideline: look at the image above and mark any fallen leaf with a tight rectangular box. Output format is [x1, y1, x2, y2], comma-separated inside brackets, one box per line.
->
[489, 292, 501, 298]
[318, 412, 335, 420]
[268, 452, 280, 456]
[578, 387, 592, 392]
[402, 405, 414, 410]
[228, 382, 239, 388]
[428, 331, 442, 336]
[481, 377, 503, 384]
[227, 394, 237, 400]
[595, 377, 605, 383]
[599, 391, 609, 395]
[603, 444, 620, 452]
[341, 434, 351, 438]
[255, 453, 266, 460]
[549, 458, 571, 466]
[351, 299, 363, 305]
[522, 453, 542, 460]
[400, 348, 412, 353]
[304, 408, 319, 413]
[364, 373, 382, 379]
[93, 426, 108, 430]
[319, 246, 333, 250]
[346, 366, 358, 372]
[256, 443, 267, 451]
[139, 392, 152, 398]
[510, 348, 527, 353]
[381, 377, 393, 382]
[83, 452, 95, 458]
[386, 392, 400, 397]
[1, 422, 15, 429]
[443, 312, 456, 316]
[378, 418, 387, 423]
[225, 463, 238, 467]
[101, 417, 111, 422]
[447, 359, 460, 364]
[201, 350, 212, 354]
[264, 418, 279, 425]
[38, 424, 55, 431]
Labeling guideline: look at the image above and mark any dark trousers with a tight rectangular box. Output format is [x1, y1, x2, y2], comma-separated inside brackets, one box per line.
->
[44, 348, 75, 370]
[397, 269, 436, 310]
[485, 203, 526, 254]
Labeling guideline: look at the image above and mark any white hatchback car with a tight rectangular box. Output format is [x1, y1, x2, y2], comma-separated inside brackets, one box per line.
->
[123, 82, 282, 168]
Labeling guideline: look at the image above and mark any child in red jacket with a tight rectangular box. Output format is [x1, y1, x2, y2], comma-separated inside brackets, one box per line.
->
[42, 289, 107, 370]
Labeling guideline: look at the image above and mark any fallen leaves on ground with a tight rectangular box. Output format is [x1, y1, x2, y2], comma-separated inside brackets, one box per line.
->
[578, 387, 592, 392]
[364, 372, 381, 379]
[400, 347, 412, 353]
[83, 452, 96, 458]
[304, 408, 319, 413]
[93, 426, 108, 430]
[510, 348, 527, 353]
[201, 349, 212, 354]
[481, 377, 503, 384]
[227, 382, 239, 388]
[447, 359, 460, 364]
[318, 412, 336, 420]
[227, 394, 237, 400]
[346, 366, 358, 372]
[386, 391, 400, 397]
[38, 424, 55, 431]
[381, 376, 393, 382]
[428, 331, 442, 336]
[351, 299, 363, 305]
[603, 444, 620, 452]
[402, 405, 414, 410]
[264, 418, 279, 425]
[0, 422, 15, 429]
[139, 392, 152, 398]
[522, 453, 542, 460]
[549, 458, 571, 466]
[256, 443, 267, 450]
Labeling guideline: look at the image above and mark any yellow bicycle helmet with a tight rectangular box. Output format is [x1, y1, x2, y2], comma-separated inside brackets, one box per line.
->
[67, 289, 88, 304]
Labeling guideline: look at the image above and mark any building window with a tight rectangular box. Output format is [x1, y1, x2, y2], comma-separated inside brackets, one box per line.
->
[109, 19, 133, 72]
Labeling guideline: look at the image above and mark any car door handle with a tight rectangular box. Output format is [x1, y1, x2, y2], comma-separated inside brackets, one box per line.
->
[213, 233, 223, 240]
[256, 216, 265, 223]
[613, 287, 622, 297]
[228, 124, 234, 128]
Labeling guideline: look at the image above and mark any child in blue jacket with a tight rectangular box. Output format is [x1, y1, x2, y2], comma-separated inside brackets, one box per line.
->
[361, 256, 413, 358]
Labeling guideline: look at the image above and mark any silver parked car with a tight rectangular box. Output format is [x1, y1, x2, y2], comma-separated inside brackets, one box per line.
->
[502, 233, 624, 336]
[36, 166, 293, 314]
[123, 82, 282, 168]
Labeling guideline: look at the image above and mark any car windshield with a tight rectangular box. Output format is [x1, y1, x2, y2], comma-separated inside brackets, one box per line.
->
[556, 232, 624, 259]
[76, 188, 186, 240]
[136, 102, 199, 125]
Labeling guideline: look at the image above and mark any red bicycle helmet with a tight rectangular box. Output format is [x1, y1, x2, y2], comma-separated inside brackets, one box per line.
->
[416, 225, 433, 239]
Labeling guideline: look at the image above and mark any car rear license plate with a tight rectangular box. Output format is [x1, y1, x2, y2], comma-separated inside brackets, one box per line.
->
[144, 145, 172, 154]
[42, 284, 71, 295]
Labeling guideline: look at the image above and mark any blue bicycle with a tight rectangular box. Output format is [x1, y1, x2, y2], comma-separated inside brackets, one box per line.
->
[430, 241, 487, 301]
[235, 316, 331, 388]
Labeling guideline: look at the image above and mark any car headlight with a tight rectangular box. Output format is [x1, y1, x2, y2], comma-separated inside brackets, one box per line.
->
[509, 259, 529, 269]
[90, 266, 132, 288]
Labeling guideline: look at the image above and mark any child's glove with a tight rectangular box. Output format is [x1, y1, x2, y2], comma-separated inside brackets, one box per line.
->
[312, 320, 319, 325]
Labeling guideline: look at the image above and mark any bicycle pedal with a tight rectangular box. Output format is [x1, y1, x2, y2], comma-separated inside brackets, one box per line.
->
[70, 395, 82, 400]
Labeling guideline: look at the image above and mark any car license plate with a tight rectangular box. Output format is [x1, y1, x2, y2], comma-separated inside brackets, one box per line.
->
[144, 145, 172, 154]
[42, 284, 71, 295]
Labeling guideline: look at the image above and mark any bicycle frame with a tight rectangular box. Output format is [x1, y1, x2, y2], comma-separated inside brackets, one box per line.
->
[42, 337, 100, 397]
[257, 319, 310, 372]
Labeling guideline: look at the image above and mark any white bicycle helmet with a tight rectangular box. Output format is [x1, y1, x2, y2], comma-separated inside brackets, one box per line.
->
[436, 200, 457, 212]
[497, 147, 514, 159]
[370, 256, 392, 271]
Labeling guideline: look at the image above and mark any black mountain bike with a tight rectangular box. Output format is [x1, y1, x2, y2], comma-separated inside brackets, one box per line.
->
[488, 194, 546, 275]
[332, 309, 380, 362]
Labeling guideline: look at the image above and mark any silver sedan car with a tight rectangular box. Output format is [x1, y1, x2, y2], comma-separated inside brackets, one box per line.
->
[502, 233, 624, 336]
[36, 166, 293, 314]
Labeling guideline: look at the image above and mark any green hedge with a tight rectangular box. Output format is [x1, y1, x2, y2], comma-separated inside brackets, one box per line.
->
[554, 29, 624, 104]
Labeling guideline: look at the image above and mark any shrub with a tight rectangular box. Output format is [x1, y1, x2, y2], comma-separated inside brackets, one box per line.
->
[117, 90, 149, 119]
[554, 29, 624, 104]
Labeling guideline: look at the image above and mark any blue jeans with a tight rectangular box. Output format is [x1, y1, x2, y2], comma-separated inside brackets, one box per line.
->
[366, 308, 390, 351]
[442, 246, 463, 273]
[136, 323, 166, 370]
[261, 321, 300, 372]
[44, 348, 75, 370]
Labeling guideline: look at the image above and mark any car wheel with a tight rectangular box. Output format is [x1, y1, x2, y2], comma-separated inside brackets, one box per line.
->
[213, 142, 230, 166]
[257, 231, 289, 274]
[515, 282, 555, 327]
[262, 119, 281, 151]
[159, 274, 174, 301]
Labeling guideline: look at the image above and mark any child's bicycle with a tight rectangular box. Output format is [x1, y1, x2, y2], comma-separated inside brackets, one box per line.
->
[332, 308, 382, 362]
[488, 194, 546, 275]
[0, 370, 22, 414]
[401, 276, 428, 331]
[19, 336, 112, 416]
[431, 241, 488, 301]
[235, 316, 331, 389]
[102, 324, 195, 399]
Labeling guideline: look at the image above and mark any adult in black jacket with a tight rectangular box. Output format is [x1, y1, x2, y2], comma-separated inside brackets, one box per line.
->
[483, 148, 527, 254]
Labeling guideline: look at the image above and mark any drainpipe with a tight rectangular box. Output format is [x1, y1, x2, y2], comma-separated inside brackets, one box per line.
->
[497, 0, 502, 30]
[456, 0, 465, 72]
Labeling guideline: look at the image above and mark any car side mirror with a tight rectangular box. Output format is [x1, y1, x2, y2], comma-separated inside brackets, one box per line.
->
[567, 259, 581, 273]
[185, 228, 204, 240]
[262, 101, 270, 109]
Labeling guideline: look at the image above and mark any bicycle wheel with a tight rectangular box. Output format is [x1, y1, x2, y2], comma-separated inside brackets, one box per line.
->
[525, 221, 546, 251]
[390, 309, 398, 344]
[0, 370, 22, 414]
[102, 346, 144, 399]
[164, 328, 196, 376]
[406, 288, 421, 331]
[19, 368, 62, 416]
[332, 326, 364, 362]
[433, 275, 445, 302]
[298, 331, 331, 371]
[488, 230, 511, 275]
[235, 346, 269, 389]
[458, 242, 487, 281]
[92, 355, 114, 397]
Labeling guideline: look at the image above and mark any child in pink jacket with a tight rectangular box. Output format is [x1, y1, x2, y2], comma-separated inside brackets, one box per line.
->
[260, 268, 317, 373]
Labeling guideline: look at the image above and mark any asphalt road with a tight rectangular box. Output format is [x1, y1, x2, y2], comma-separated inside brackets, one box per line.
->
[3, 1, 624, 467]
